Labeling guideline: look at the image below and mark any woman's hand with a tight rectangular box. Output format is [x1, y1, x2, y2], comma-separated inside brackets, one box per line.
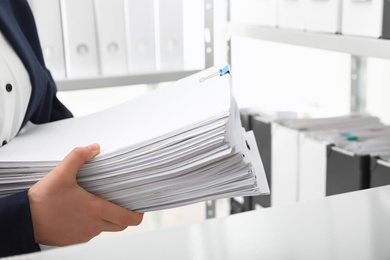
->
[28, 144, 143, 246]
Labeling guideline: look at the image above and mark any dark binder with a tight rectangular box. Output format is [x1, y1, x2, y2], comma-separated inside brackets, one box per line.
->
[231, 109, 256, 213]
[370, 157, 390, 188]
[326, 146, 370, 196]
[249, 115, 272, 208]
[236, 110, 272, 210]
[382, 0, 390, 39]
[230, 198, 251, 214]
[240, 109, 254, 131]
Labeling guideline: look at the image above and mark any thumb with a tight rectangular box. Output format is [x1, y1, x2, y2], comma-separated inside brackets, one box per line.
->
[54, 144, 100, 179]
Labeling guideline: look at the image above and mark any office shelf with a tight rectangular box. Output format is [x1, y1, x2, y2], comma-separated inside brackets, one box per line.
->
[231, 24, 390, 59]
[54, 0, 215, 92]
[56, 70, 201, 91]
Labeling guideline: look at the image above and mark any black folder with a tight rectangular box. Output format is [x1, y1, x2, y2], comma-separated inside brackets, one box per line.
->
[236, 110, 272, 210]
[370, 157, 390, 188]
[382, 1, 390, 39]
[249, 115, 272, 208]
[230, 110, 256, 213]
[326, 146, 370, 196]
[240, 109, 254, 131]
[230, 198, 251, 214]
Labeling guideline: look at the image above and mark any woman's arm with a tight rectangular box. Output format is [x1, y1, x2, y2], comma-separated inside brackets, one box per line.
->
[28, 144, 144, 246]
[0, 191, 40, 257]
[0, 144, 144, 258]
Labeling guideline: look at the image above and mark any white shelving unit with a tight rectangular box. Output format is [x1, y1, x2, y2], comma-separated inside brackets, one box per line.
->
[56, 70, 201, 91]
[228, 7, 390, 211]
[229, 24, 390, 113]
[231, 24, 390, 60]
[55, 0, 215, 92]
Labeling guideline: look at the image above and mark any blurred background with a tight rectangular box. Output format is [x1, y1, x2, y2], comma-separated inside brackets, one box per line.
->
[27, 0, 390, 241]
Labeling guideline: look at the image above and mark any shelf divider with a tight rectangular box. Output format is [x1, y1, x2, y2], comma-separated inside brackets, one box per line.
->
[231, 24, 390, 59]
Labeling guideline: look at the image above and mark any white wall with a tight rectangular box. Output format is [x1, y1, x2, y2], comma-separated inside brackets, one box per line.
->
[366, 58, 390, 124]
[230, 37, 351, 117]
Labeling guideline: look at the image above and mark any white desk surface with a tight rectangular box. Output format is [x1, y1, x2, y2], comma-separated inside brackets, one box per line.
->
[8, 186, 390, 260]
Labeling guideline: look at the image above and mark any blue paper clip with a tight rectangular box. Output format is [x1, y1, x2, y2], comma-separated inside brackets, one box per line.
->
[200, 64, 230, 83]
[219, 64, 230, 76]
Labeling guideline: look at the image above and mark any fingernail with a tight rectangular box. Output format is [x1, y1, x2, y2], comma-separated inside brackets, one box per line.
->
[87, 143, 100, 152]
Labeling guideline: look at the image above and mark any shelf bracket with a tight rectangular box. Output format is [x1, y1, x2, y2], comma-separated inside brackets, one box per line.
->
[350, 55, 367, 113]
[226, 0, 231, 65]
[204, 0, 216, 219]
[204, 0, 214, 68]
[206, 200, 216, 219]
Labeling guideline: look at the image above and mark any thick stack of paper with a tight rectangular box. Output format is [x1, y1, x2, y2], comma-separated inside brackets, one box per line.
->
[0, 66, 269, 212]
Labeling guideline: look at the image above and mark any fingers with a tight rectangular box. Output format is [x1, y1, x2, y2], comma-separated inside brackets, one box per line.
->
[99, 220, 128, 233]
[29, 143, 146, 246]
[97, 197, 144, 227]
[53, 143, 144, 230]
[55, 144, 100, 179]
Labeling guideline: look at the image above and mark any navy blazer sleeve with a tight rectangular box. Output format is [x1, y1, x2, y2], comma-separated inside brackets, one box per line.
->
[0, 192, 40, 257]
[0, 0, 73, 257]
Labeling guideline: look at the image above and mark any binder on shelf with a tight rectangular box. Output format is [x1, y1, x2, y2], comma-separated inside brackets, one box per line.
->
[382, 0, 390, 39]
[326, 146, 370, 196]
[239, 106, 297, 134]
[240, 107, 288, 208]
[370, 158, 390, 188]
[125, 0, 156, 73]
[271, 122, 300, 206]
[237, 109, 263, 211]
[298, 134, 329, 202]
[240, 111, 380, 207]
[61, 0, 100, 78]
[156, 0, 184, 72]
[94, 0, 128, 75]
[341, 0, 384, 38]
[230, 197, 251, 214]
[271, 116, 330, 207]
[238, 108, 276, 209]
[234, 109, 260, 213]
[273, 114, 382, 205]
[230, 0, 277, 27]
[239, 108, 258, 131]
[299, 118, 385, 201]
[28, 0, 66, 79]
[305, 0, 341, 33]
[277, 0, 306, 30]
[250, 115, 272, 208]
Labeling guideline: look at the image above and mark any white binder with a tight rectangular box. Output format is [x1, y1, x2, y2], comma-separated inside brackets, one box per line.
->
[28, 0, 66, 79]
[94, 0, 128, 75]
[298, 133, 328, 201]
[271, 123, 300, 206]
[156, 0, 184, 71]
[230, 0, 278, 27]
[125, 0, 156, 73]
[341, 0, 384, 38]
[271, 114, 380, 206]
[305, 0, 342, 33]
[278, 0, 306, 30]
[61, 0, 100, 78]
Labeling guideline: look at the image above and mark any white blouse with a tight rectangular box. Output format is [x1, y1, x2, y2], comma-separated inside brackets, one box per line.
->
[0, 31, 31, 147]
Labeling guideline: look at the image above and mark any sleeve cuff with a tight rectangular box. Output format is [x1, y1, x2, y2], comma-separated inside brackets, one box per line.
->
[0, 191, 40, 257]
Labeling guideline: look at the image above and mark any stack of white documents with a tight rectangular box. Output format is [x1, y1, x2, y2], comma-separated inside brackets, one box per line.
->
[0, 66, 269, 212]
